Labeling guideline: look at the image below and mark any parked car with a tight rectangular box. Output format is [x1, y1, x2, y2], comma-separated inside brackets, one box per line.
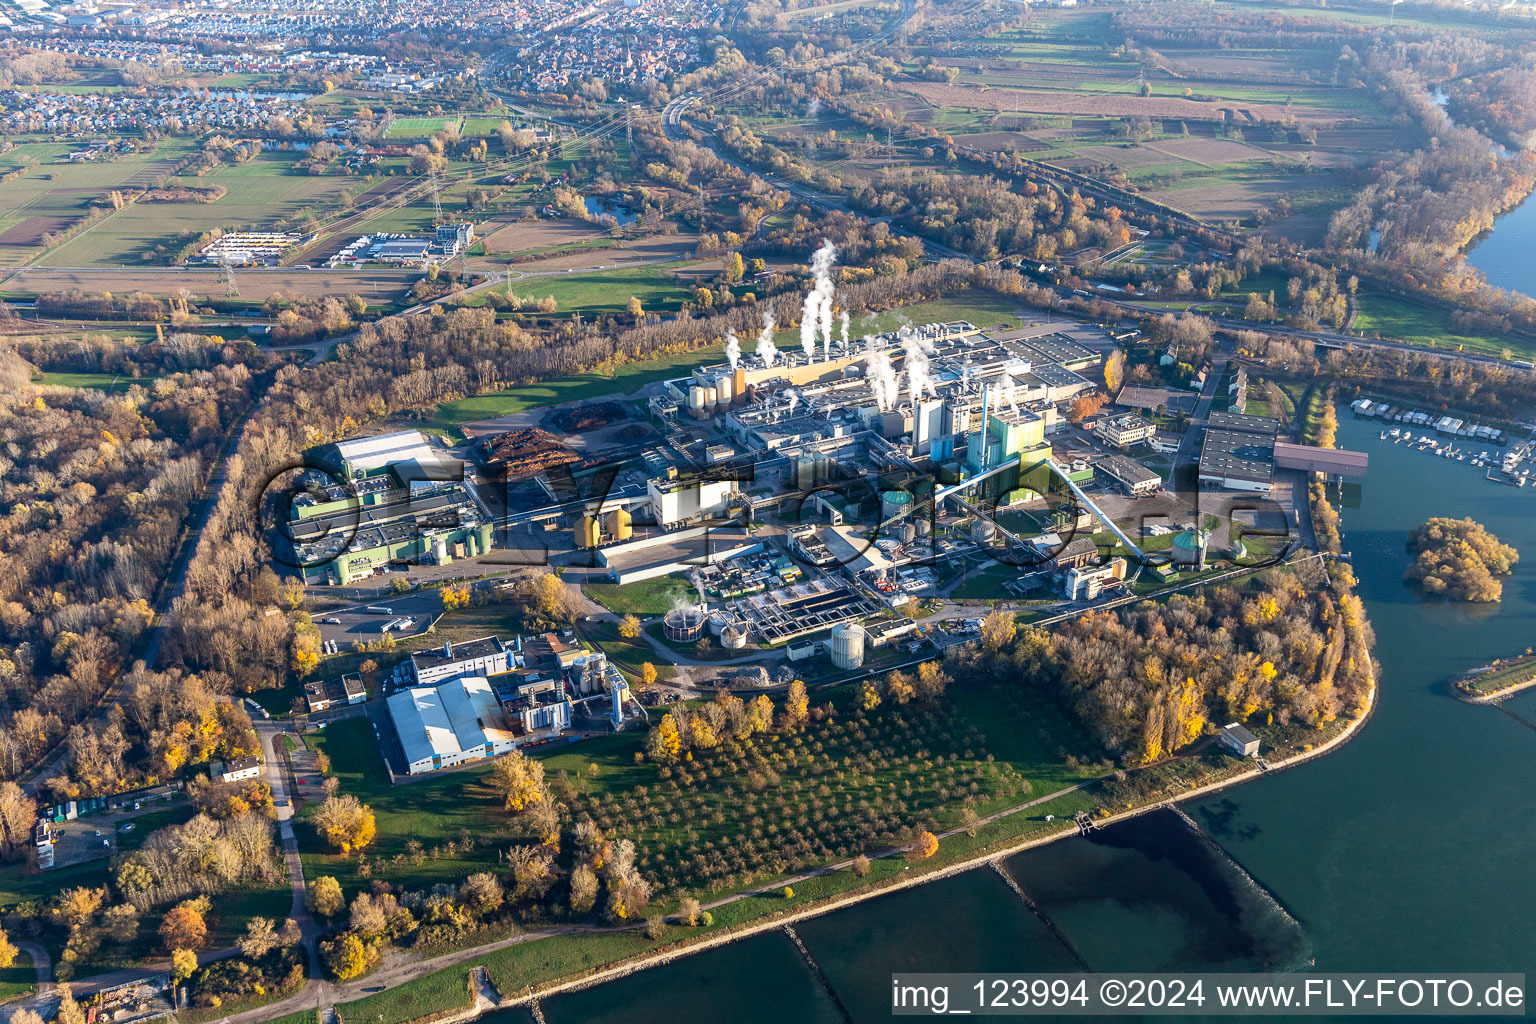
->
[120, 822, 135, 833]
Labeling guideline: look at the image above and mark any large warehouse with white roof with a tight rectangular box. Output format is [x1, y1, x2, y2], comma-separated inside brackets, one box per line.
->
[386, 676, 517, 775]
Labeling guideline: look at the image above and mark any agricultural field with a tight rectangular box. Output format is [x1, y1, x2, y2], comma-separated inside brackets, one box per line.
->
[0, 138, 199, 266]
[852, 5, 1413, 242]
[3, 266, 419, 303]
[34, 152, 364, 268]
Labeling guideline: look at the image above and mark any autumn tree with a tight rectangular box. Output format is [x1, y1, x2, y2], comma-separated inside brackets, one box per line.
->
[460, 872, 505, 915]
[980, 609, 1017, 652]
[308, 875, 344, 918]
[640, 662, 658, 687]
[0, 783, 36, 861]
[1103, 348, 1126, 393]
[54, 985, 87, 1024]
[909, 830, 939, 860]
[618, 614, 642, 640]
[1405, 518, 1519, 603]
[0, 925, 17, 968]
[237, 916, 279, 959]
[783, 680, 809, 728]
[645, 713, 681, 764]
[489, 749, 548, 812]
[321, 932, 378, 981]
[159, 900, 208, 951]
[313, 794, 377, 854]
[915, 660, 951, 702]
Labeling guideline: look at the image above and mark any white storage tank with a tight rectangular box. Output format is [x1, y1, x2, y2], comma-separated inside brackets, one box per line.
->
[720, 624, 748, 649]
[689, 385, 707, 418]
[716, 375, 734, 407]
[971, 519, 997, 545]
[830, 623, 866, 670]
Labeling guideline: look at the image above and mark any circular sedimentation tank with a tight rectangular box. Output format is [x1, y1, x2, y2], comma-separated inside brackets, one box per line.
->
[663, 606, 706, 642]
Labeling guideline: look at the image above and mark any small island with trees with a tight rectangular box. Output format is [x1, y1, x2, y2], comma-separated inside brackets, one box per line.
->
[1404, 518, 1519, 603]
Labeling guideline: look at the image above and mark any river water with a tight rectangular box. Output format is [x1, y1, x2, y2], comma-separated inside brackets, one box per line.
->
[480, 414, 1536, 1021]
[1467, 193, 1536, 296]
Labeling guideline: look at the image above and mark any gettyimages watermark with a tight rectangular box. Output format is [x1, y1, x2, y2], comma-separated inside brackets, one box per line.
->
[254, 447, 1299, 582]
[891, 974, 1528, 1016]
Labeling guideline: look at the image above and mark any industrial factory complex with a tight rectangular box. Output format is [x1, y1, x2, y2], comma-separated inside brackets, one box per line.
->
[289, 249, 1365, 750]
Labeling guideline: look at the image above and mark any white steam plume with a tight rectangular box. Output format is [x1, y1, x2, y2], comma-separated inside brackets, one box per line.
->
[840, 311, 850, 349]
[866, 349, 900, 412]
[800, 241, 838, 362]
[902, 330, 935, 404]
[755, 311, 778, 368]
[724, 330, 741, 370]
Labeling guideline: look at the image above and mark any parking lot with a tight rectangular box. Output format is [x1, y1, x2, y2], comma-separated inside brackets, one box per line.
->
[311, 591, 444, 645]
[46, 797, 186, 869]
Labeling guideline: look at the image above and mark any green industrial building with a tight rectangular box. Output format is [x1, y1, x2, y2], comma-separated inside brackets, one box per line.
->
[291, 434, 494, 585]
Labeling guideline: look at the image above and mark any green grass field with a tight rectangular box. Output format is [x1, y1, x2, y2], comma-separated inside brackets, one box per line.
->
[34, 371, 161, 392]
[582, 577, 694, 616]
[492, 261, 700, 317]
[0, 950, 35, 1003]
[300, 718, 511, 900]
[385, 116, 462, 139]
[1352, 293, 1528, 359]
[418, 342, 721, 436]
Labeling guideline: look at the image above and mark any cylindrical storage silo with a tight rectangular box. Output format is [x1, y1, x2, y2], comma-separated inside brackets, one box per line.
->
[604, 508, 633, 542]
[720, 624, 747, 649]
[970, 519, 997, 545]
[796, 455, 816, 492]
[575, 515, 600, 549]
[830, 623, 866, 670]
[476, 521, 494, 553]
[689, 385, 707, 419]
[716, 375, 733, 408]
[708, 610, 733, 636]
[705, 386, 718, 411]
[880, 489, 913, 522]
[465, 533, 479, 557]
[814, 452, 830, 484]
[915, 517, 932, 537]
[901, 521, 916, 546]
